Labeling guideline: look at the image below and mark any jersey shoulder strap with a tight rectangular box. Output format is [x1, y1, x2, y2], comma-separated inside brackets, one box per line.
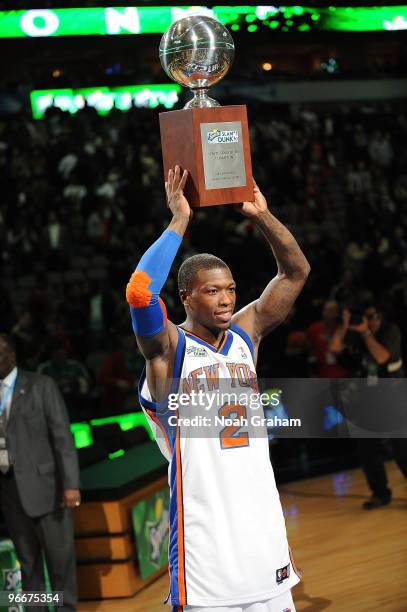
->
[229, 323, 255, 360]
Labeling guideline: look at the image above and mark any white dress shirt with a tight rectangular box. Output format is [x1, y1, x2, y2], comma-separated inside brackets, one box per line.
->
[0, 366, 18, 422]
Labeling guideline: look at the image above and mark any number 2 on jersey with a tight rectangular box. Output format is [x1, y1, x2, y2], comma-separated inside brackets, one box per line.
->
[219, 403, 250, 449]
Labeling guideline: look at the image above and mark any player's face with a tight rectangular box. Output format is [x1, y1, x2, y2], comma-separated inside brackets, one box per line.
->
[186, 268, 236, 330]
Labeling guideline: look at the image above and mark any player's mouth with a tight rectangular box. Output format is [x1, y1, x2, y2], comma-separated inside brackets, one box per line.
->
[214, 310, 233, 323]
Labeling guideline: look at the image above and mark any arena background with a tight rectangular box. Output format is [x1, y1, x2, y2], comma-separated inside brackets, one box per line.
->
[0, 1, 406, 610]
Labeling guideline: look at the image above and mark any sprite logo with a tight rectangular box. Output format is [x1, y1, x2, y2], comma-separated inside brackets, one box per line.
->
[3, 568, 21, 591]
[147, 509, 169, 565]
[132, 487, 170, 579]
[146, 496, 169, 566]
[207, 129, 239, 144]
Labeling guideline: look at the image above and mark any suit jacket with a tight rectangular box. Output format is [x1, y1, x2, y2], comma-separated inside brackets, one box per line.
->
[4, 369, 80, 517]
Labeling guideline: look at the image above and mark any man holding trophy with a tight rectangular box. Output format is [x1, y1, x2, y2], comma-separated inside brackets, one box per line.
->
[126, 15, 310, 612]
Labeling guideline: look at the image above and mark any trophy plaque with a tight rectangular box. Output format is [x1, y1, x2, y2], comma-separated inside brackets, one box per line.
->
[159, 15, 254, 207]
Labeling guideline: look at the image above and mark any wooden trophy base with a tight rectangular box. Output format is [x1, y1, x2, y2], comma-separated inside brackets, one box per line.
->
[159, 105, 253, 207]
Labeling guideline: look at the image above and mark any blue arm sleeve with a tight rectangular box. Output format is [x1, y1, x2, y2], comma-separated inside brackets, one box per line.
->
[126, 229, 182, 337]
[136, 229, 182, 292]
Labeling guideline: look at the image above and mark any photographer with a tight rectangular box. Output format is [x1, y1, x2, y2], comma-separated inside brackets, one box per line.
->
[330, 302, 407, 509]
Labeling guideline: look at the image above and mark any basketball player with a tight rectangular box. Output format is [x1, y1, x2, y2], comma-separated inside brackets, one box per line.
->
[126, 166, 310, 612]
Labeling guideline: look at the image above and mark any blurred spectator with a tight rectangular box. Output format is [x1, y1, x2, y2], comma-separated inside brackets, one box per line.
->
[38, 345, 90, 420]
[330, 269, 358, 305]
[368, 131, 393, 167]
[285, 331, 310, 377]
[347, 161, 372, 195]
[0, 285, 16, 333]
[44, 210, 68, 253]
[41, 317, 72, 358]
[11, 312, 42, 370]
[257, 306, 305, 378]
[27, 274, 52, 327]
[100, 335, 143, 414]
[307, 300, 348, 378]
[60, 283, 89, 355]
[87, 280, 117, 340]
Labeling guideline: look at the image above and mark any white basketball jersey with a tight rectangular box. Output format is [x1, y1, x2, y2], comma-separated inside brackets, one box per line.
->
[139, 323, 301, 608]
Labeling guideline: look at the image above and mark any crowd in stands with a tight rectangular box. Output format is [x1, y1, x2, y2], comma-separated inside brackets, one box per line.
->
[0, 99, 406, 421]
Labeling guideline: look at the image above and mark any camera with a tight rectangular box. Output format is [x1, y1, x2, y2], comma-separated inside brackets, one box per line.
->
[349, 307, 365, 326]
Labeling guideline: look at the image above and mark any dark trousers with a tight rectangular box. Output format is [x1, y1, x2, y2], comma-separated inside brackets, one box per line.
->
[357, 438, 407, 498]
[0, 471, 77, 611]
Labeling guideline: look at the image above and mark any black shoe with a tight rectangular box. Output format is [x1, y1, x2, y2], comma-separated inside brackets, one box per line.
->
[362, 495, 391, 510]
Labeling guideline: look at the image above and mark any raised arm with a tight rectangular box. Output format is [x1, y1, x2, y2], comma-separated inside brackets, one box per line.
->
[329, 308, 350, 354]
[233, 180, 310, 356]
[126, 166, 191, 399]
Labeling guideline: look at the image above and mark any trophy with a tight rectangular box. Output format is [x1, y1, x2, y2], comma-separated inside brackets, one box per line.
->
[159, 15, 253, 207]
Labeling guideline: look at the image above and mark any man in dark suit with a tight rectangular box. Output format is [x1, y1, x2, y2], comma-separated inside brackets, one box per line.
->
[0, 333, 80, 610]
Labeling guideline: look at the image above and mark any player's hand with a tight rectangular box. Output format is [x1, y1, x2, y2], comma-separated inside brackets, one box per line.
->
[165, 166, 192, 220]
[237, 178, 268, 219]
[62, 489, 81, 509]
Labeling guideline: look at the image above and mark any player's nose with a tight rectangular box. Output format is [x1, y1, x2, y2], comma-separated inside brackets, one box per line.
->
[218, 291, 234, 307]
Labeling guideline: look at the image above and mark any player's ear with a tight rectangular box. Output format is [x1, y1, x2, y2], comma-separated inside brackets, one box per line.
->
[179, 289, 189, 306]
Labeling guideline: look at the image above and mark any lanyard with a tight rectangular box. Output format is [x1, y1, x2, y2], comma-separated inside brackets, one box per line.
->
[0, 370, 17, 418]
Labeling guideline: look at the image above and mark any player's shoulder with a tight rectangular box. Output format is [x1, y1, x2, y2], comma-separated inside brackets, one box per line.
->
[229, 322, 255, 358]
[168, 320, 183, 343]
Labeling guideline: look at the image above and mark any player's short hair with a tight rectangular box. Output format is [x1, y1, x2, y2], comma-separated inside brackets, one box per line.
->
[178, 254, 230, 294]
[0, 333, 17, 354]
